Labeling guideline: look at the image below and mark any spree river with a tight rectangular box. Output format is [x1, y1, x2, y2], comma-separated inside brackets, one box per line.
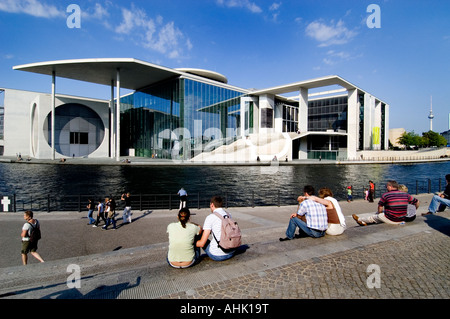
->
[1, 161, 449, 209]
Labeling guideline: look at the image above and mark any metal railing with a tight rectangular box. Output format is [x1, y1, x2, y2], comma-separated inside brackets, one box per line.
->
[0, 177, 445, 213]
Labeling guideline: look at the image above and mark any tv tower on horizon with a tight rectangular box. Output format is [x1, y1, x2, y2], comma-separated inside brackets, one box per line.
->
[428, 96, 434, 131]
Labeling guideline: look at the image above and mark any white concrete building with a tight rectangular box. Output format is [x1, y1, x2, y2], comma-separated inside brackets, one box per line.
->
[0, 58, 389, 161]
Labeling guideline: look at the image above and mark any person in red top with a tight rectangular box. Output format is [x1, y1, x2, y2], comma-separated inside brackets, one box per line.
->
[353, 180, 419, 226]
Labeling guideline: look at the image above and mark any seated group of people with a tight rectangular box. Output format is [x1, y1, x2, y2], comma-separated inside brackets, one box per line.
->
[166, 174, 450, 269]
[166, 196, 236, 269]
[279, 185, 346, 241]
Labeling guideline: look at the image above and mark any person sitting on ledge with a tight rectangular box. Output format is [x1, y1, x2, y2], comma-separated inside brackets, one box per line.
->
[422, 174, 450, 216]
[353, 180, 419, 226]
[307, 187, 346, 236]
[279, 185, 328, 241]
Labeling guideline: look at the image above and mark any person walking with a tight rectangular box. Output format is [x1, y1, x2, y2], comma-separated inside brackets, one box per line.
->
[87, 198, 95, 225]
[102, 197, 117, 230]
[21, 210, 44, 265]
[93, 198, 106, 227]
[121, 192, 132, 224]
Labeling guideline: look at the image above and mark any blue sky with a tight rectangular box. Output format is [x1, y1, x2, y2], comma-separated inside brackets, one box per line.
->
[1, 0, 449, 134]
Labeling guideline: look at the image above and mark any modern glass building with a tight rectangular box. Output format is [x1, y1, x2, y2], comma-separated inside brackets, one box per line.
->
[119, 76, 245, 159]
[4, 58, 389, 162]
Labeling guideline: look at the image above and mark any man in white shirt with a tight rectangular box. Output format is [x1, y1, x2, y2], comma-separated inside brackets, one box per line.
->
[196, 196, 236, 261]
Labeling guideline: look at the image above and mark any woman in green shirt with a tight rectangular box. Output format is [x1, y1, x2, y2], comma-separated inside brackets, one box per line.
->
[167, 208, 202, 268]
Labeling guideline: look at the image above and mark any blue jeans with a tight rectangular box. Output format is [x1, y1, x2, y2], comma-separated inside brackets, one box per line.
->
[204, 243, 235, 261]
[123, 207, 132, 223]
[87, 210, 95, 224]
[428, 195, 450, 213]
[103, 217, 116, 229]
[285, 217, 325, 239]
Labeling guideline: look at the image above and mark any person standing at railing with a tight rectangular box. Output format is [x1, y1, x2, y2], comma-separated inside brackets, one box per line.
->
[177, 187, 188, 210]
[121, 192, 132, 224]
[368, 180, 375, 202]
[423, 174, 450, 215]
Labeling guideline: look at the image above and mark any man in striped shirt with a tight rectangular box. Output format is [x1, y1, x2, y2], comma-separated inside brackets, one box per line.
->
[280, 185, 328, 241]
[353, 180, 419, 226]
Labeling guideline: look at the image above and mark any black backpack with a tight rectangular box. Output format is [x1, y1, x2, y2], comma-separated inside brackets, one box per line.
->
[28, 220, 41, 243]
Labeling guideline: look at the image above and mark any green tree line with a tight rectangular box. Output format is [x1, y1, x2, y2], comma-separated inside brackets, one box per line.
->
[396, 130, 447, 148]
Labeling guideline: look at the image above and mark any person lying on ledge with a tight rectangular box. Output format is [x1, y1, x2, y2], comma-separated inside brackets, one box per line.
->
[279, 185, 328, 241]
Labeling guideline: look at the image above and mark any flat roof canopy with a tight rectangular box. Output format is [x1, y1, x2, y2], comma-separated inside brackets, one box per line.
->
[251, 75, 358, 95]
[13, 58, 183, 91]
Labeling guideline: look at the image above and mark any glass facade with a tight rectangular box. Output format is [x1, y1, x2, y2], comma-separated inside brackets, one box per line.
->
[0, 89, 4, 140]
[306, 96, 348, 160]
[308, 96, 348, 132]
[278, 99, 299, 133]
[358, 93, 365, 150]
[120, 77, 245, 159]
[381, 103, 386, 150]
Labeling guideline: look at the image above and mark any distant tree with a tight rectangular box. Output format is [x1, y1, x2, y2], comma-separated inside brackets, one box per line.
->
[422, 130, 447, 147]
[397, 131, 422, 148]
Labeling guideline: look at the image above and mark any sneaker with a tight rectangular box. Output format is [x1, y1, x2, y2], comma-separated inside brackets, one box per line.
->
[279, 237, 291, 242]
[352, 214, 367, 226]
[102, 226, 107, 230]
[92, 225, 98, 227]
[421, 212, 433, 216]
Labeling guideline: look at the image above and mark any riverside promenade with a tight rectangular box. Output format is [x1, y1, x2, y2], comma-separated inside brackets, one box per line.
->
[0, 193, 449, 301]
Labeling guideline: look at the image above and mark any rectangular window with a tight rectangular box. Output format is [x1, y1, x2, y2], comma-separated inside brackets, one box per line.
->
[70, 132, 88, 145]
[261, 108, 273, 128]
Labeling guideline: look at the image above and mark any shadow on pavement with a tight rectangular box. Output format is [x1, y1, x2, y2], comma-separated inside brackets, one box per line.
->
[424, 214, 450, 236]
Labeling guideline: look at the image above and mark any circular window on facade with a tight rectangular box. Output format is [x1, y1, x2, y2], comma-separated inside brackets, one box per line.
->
[44, 103, 105, 157]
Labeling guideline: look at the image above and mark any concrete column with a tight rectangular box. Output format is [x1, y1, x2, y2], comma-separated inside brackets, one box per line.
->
[347, 89, 358, 160]
[116, 69, 121, 161]
[373, 100, 382, 150]
[110, 80, 115, 158]
[298, 88, 308, 133]
[384, 103, 390, 150]
[51, 71, 56, 160]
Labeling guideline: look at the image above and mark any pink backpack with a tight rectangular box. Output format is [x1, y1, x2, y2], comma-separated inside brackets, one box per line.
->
[213, 212, 242, 252]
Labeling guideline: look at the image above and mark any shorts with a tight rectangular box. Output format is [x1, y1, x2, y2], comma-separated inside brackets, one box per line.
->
[21, 240, 38, 254]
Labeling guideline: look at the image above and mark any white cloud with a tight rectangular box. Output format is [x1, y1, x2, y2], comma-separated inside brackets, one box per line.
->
[269, 2, 281, 11]
[83, 3, 109, 21]
[115, 5, 191, 59]
[216, 0, 263, 14]
[0, 0, 63, 18]
[268, 2, 281, 22]
[322, 50, 362, 66]
[0, 1, 192, 60]
[305, 19, 357, 47]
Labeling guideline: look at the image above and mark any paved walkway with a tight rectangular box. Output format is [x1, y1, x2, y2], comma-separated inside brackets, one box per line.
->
[0, 193, 449, 301]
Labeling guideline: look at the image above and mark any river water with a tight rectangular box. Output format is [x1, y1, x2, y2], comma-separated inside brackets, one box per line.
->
[1, 161, 449, 209]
